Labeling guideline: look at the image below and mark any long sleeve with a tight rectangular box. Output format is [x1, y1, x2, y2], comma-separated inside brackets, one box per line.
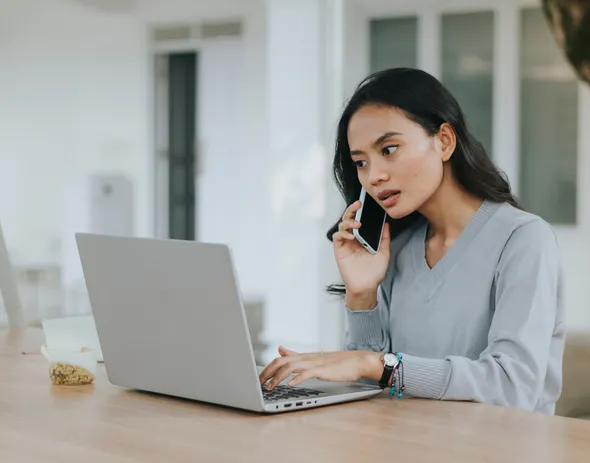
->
[401, 220, 565, 410]
[343, 223, 418, 353]
[344, 283, 392, 352]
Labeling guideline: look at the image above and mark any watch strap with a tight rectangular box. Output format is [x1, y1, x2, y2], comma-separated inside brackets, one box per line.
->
[378, 359, 394, 389]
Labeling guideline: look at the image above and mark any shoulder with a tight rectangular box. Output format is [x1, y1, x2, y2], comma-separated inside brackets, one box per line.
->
[494, 203, 559, 250]
[492, 205, 564, 318]
[492, 203, 561, 269]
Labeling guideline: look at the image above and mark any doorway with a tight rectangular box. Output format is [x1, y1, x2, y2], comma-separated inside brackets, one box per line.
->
[154, 52, 198, 241]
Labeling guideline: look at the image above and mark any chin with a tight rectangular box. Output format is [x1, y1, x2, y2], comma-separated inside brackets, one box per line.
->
[385, 202, 418, 220]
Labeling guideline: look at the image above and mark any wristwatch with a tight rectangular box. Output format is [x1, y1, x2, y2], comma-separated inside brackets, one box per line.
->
[378, 353, 398, 389]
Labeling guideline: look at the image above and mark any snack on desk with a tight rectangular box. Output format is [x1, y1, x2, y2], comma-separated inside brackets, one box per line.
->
[49, 361, 95, 385]
[41, 345, 97, 386]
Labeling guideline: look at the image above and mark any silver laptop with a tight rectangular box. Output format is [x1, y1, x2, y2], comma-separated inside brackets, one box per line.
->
[75, 233, 382, 413]
[0, 221, 24, 328]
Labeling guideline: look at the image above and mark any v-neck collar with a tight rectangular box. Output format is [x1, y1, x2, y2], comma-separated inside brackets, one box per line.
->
[410, 200, 501, 298]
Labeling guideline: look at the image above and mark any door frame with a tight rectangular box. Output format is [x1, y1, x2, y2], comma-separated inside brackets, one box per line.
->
[151, 40, 200, 241]
[149, 34, 242, 240]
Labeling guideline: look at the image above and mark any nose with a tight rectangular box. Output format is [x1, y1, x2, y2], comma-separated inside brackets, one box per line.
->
[369, 162, 389, 186]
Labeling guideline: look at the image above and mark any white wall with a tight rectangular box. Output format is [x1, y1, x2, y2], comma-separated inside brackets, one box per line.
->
[195, 35, 268, 301]
[144, 0, 269, 303]
[0, 0, 269, 307]
[0, 0, 149, 267]
[1, 0, 341, 353]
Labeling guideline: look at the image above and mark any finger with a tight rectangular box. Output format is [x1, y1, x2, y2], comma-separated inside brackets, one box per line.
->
[278, 346, 299, 357]
[338, 219, 361, 233]
[259, 357, 288, 385]
[342, 200, 361, 221]
[288, 368, 318, 387]
[332, 231, 356, 243]
[268, 361, 307, 390]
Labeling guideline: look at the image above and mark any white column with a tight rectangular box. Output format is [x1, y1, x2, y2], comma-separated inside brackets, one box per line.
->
[318, 0, 347, 352]
[418, 10, 441, 79]
[263, 0, 346, 360]
[492, 5, 520, 191]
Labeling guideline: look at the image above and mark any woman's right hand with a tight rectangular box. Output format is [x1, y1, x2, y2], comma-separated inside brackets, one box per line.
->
[332, 200, 391, 307]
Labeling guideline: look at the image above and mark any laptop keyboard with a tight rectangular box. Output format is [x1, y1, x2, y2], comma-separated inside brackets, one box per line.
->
[262, 385, 324, 402]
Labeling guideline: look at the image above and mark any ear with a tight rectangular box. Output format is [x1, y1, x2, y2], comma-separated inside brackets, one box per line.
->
[436, 122, 456, 162]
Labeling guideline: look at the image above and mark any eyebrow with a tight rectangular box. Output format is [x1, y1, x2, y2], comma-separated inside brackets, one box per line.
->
[350, 132, 403, 156]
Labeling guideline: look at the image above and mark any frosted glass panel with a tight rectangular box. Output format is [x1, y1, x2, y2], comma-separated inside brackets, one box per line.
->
[520, 8, 578, 224]
[370, 17, 417, 73]
[442, 12, 494, 156]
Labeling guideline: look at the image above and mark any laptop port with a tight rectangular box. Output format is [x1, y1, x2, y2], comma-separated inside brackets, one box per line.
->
[284, 403, 292, 408]
[296, 402, 303, 406]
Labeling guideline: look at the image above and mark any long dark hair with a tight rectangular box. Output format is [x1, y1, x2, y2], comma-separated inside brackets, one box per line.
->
[327, 67, 520, 295]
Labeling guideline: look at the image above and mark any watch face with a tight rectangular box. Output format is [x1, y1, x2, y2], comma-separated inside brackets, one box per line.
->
[383, 353, 396, 366]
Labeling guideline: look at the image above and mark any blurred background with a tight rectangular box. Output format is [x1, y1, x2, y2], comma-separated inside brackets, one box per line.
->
[1, 0, 589, 364]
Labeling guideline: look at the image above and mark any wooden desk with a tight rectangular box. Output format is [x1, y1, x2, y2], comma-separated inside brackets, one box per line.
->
[2, 329, 590, 462]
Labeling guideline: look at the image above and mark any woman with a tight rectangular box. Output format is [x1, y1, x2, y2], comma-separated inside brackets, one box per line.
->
[259, 68, 565, 414]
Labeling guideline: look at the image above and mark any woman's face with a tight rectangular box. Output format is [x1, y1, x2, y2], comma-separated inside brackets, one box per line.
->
[347, 104, 449, 219]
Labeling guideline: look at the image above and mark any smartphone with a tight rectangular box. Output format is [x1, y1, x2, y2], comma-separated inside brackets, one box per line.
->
[352, 188, 387, 254]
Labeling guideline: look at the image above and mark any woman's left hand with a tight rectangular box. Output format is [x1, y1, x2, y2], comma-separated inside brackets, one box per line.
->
[259, 346, 381, 390]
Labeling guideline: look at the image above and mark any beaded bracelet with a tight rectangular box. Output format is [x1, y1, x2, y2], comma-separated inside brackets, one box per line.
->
[389, 353, 405, 398]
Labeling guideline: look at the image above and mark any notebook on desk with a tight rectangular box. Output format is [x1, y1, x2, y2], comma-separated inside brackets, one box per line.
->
[42, 315, 104, 362]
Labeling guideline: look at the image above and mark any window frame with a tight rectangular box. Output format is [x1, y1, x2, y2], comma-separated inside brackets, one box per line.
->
[349, 0, 589, 231]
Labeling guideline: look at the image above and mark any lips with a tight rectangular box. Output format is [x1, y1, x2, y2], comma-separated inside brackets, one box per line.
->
[377, 189, 401, 208]
[377, 189, 400, 201]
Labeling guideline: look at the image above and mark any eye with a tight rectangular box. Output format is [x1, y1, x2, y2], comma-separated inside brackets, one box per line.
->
[383, 145, 399, 156]
[353, 160, 367, 168]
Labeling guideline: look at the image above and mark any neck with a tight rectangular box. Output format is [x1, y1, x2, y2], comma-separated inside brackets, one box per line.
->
[418, 170, 483, 241]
